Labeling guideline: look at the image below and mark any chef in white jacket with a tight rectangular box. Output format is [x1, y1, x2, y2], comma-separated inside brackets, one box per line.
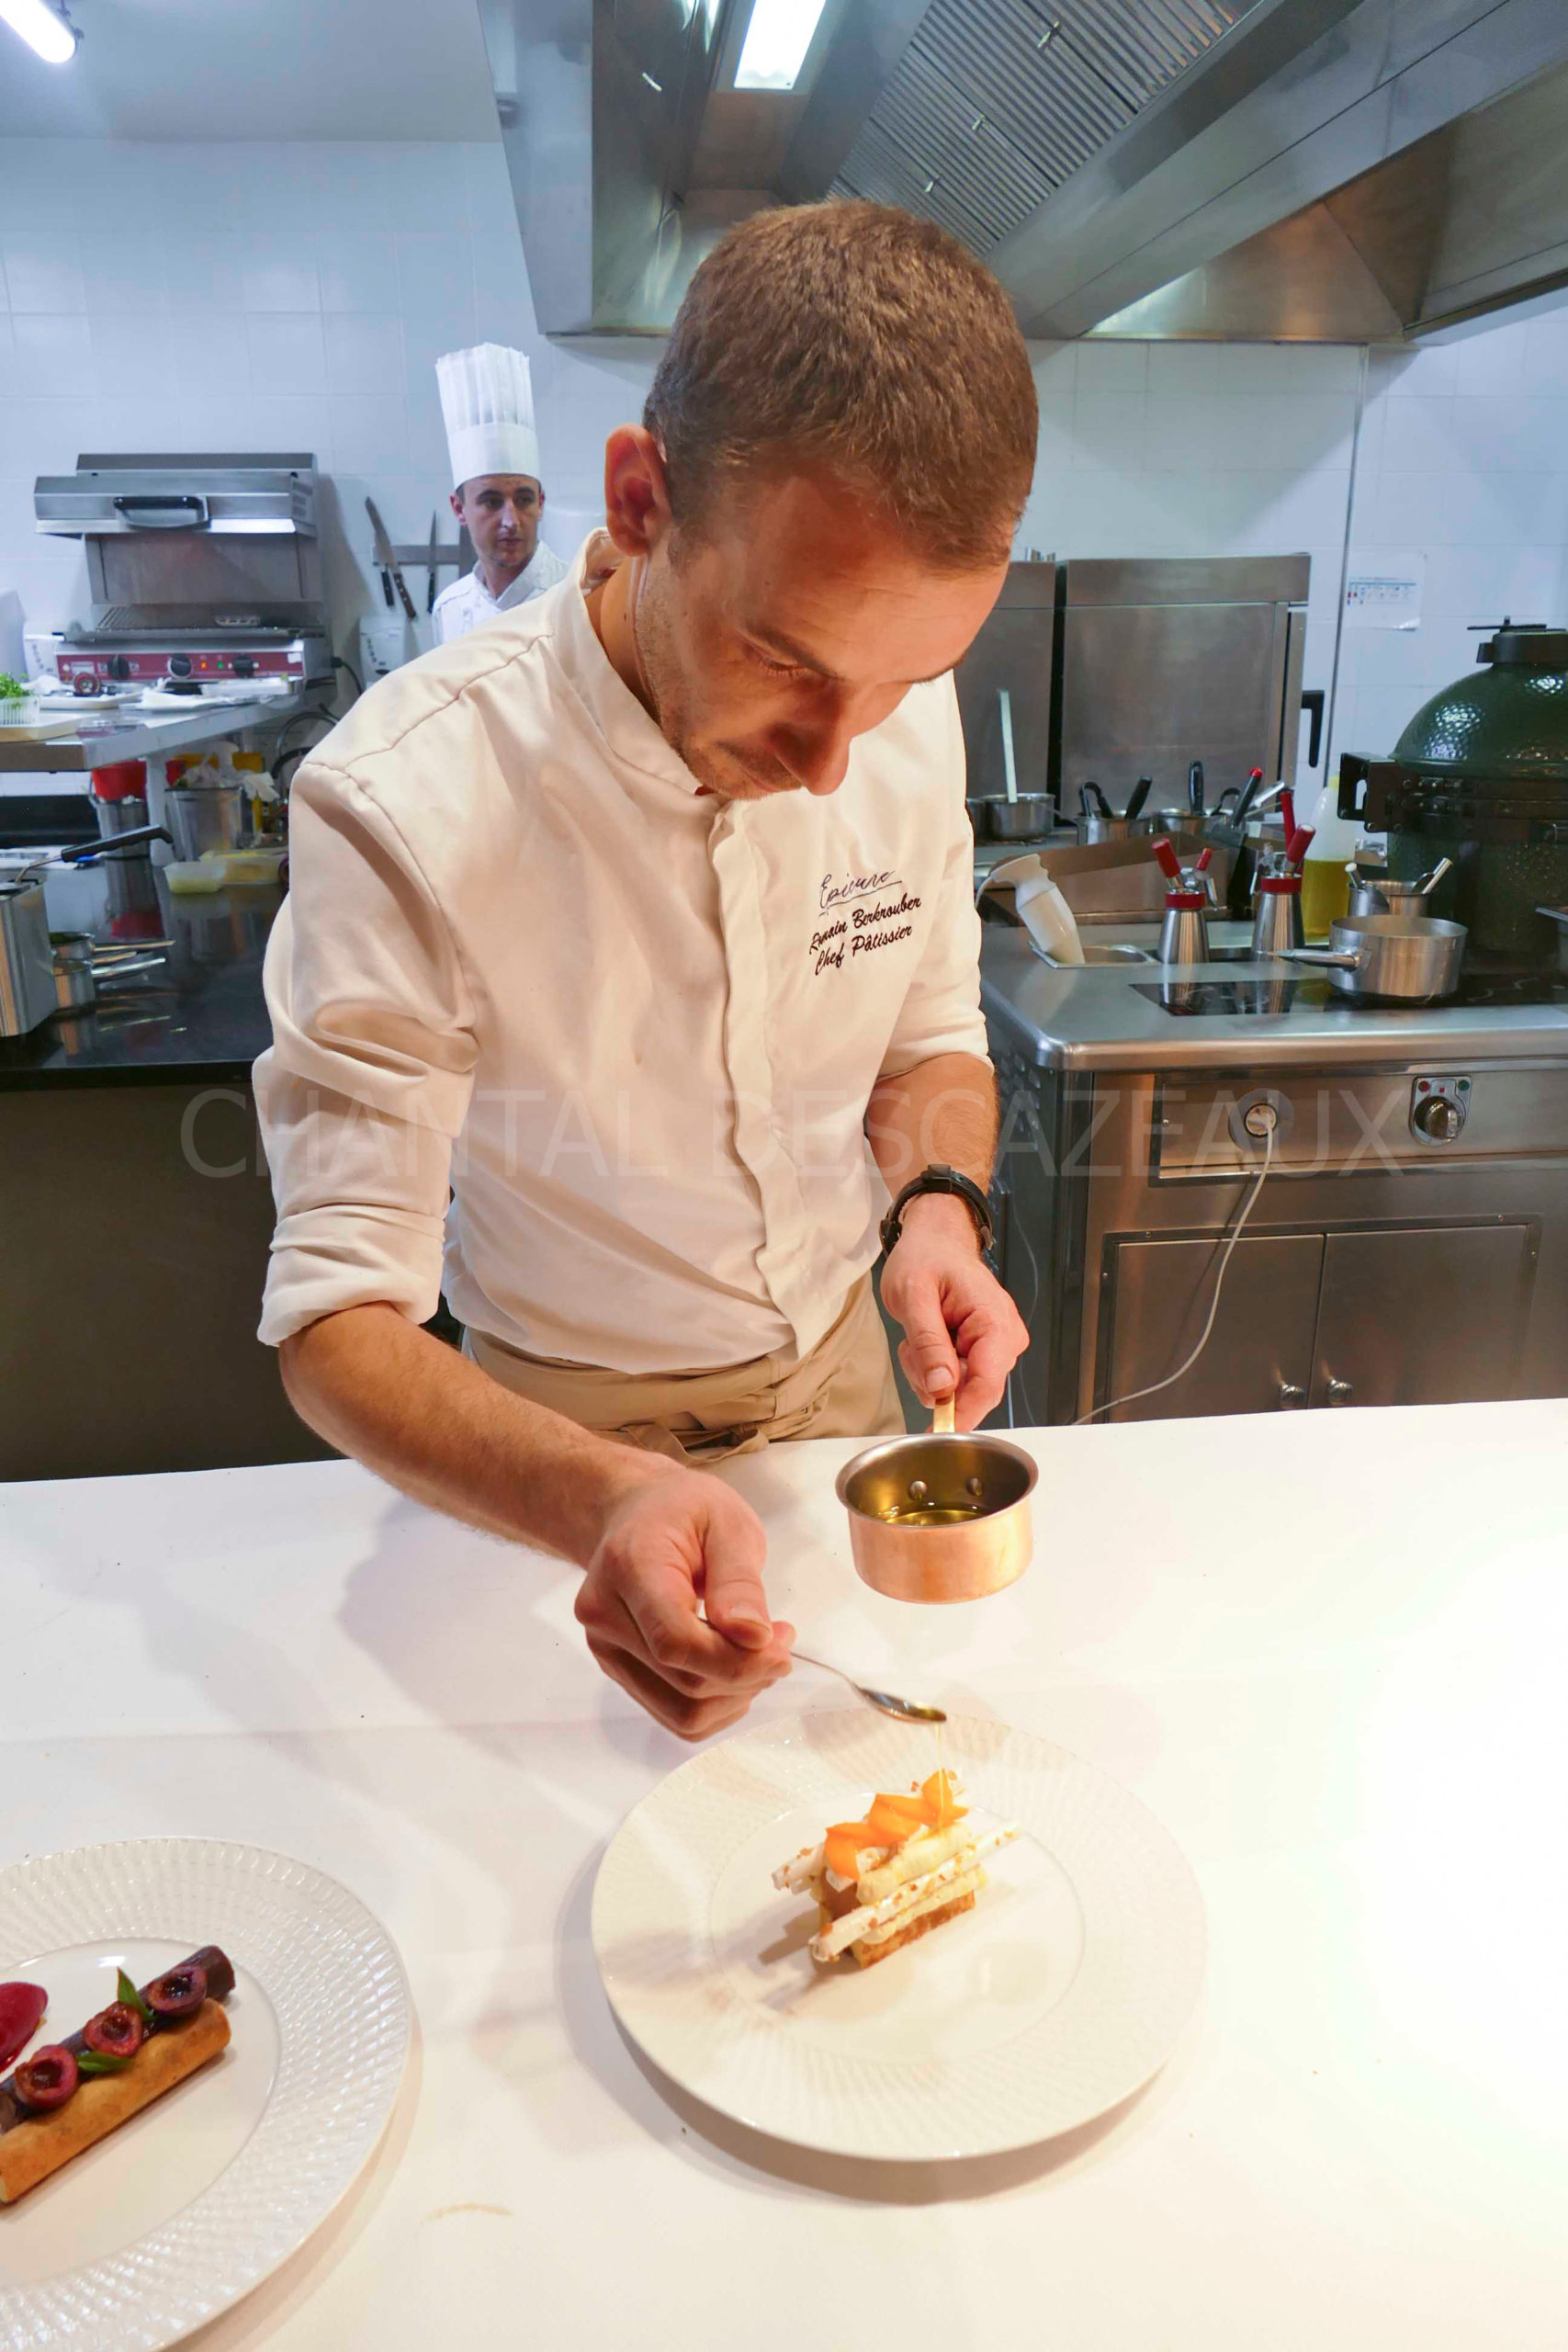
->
[431, 343, 569, 643]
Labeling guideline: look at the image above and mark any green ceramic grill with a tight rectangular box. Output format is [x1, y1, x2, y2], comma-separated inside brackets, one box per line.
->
[1341, 623, 1568, 963]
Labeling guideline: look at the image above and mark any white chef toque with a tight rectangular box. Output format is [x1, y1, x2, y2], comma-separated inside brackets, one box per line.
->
[436, 343, 541, 491]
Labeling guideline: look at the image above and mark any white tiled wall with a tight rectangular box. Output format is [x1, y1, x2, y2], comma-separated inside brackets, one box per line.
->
[1332, 320, 1568, 766]
[0, 139, 660, 673]
[1016, 337, 1361, 790]
[2, 130, 1566, 802]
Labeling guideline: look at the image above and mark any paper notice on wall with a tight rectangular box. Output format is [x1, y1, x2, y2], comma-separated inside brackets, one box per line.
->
[1344, 555, 1425, 629]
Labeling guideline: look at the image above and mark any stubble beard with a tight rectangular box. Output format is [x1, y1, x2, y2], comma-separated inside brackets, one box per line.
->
[632, 566, 797, 803]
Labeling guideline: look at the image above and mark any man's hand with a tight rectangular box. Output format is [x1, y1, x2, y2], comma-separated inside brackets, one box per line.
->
[878, 1193, 1028, 1430]
[280, 1304, 795, 1742]
[576, 1464, 795, 1739]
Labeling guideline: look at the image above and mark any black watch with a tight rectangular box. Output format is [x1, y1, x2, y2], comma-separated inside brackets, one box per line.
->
[879, 1163, 993, 1258]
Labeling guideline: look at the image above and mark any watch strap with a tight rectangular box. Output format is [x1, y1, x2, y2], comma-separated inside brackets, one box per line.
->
[879, 1163, 993, 1258]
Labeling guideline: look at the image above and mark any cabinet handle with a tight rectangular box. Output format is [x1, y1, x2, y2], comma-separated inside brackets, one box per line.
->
[1277, 1383, 1305, 1408]
[1326, 1376, 1354, 1406]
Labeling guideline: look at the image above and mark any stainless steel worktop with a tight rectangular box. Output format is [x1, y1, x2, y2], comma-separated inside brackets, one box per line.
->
[0, 694, 315, 774]
[980, 924, 1568, 1072]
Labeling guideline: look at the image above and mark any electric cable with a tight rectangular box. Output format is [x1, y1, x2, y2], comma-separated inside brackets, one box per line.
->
[1075, 1116, 1277, 1426]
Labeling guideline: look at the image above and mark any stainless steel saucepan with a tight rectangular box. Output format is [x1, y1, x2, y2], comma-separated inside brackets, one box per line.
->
[1279, 914, 1467, 1001]
[987, 794, 1054, 839]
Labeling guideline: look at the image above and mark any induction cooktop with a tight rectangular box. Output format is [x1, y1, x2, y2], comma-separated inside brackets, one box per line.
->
[1132, 974, 1568, 1018]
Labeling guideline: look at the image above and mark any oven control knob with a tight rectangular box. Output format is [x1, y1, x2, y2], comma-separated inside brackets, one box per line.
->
[231, 655, 256, 678]
[107, 655, 131, 681]
[1414, 1094, 1462, 1142]
[167, 653, 192, 677]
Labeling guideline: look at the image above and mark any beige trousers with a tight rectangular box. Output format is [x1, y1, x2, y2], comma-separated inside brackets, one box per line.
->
[464, 1274, 904, 1464]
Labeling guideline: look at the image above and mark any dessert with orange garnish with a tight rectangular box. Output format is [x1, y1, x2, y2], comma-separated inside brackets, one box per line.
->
[773, 1770, 1020, 1967]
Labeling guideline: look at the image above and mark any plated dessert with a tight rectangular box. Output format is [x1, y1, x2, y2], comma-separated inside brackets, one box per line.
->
[773, 1769, 1021, 1966]
[0, 1945, 234, 2205]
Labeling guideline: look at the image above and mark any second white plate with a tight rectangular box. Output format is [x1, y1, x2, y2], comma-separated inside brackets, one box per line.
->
[592, 1713, 1205, 2161]
[0, 1838, 411, 2352]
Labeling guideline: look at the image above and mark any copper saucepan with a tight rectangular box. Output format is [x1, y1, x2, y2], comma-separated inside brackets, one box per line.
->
[836, 1397, 1037, 1604]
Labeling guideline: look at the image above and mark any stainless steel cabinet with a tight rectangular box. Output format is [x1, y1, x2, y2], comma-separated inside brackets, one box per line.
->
[1307, 1225, 1536, 1408]
[1105, 1234, 1324, 1419]
[1102, 1219, 1537, 1419]
[1056, 556, 1310, 811]
[953, 560, 1056, 801]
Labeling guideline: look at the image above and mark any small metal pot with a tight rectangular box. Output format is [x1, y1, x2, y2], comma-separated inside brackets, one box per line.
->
[1077, 812, 1156, 846]
[836, 1429, 1036, 1603]
[987, 795, 1053, 840]
[1279, 914, 1467, 1001]
[1347, 857, 1454, 921]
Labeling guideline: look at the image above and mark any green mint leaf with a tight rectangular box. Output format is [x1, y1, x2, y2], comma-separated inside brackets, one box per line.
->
[117, 1970, 152, 2023]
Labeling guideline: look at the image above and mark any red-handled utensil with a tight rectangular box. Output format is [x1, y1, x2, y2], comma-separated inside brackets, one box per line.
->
[1195, 846, 1213, 873]
[1286, 827, 1314, 870]
[1153, 836, 1184, 883]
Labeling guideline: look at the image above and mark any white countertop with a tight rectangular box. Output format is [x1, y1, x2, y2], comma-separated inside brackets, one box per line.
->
[4, 1403, 1566, 2347]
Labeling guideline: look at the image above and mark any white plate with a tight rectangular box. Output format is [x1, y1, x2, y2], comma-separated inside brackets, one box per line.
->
[592, 1713, 1205, 2161]
[0, 1839, 411, 2351]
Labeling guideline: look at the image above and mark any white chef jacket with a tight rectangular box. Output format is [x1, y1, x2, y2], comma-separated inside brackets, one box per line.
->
[431, 540, 569, 643]
[255, 538, 988, 1372]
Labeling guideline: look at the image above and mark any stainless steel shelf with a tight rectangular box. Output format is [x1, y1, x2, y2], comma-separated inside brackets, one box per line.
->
[0, 694, 321, 775]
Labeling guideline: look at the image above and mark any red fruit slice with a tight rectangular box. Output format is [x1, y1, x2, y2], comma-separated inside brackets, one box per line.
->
[13, 2044, 77, 2109]
[83, 2001, 145, 2061]
[0, 1983, 48, 2072]
[145, 1962, 207, 2021]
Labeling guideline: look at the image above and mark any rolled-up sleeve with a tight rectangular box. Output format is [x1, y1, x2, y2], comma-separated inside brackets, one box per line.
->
[254, 757, 478, 1346]
[878, 681, 989, 1079]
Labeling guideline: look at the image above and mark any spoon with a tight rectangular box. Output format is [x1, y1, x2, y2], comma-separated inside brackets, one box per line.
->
[789, 1649, 947, 1724]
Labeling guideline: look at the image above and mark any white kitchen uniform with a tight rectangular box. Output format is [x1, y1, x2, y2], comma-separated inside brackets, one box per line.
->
[255, 538, 987, 1372]
[431, 541, 570, 644]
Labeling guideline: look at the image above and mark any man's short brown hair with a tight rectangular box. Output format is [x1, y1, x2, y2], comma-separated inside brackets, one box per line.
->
[644, 201, 1036, 571]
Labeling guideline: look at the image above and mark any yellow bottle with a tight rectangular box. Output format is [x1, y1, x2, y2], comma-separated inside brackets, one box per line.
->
[1297, 769, 1358, 941]
[1301, 854, 1351, 941]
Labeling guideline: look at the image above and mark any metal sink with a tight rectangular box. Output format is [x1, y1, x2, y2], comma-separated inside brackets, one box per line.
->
[1033, 941, 1156, 967]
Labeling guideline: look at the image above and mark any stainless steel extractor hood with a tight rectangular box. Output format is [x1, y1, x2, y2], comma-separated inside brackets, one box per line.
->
[483, 0, 1568, 341]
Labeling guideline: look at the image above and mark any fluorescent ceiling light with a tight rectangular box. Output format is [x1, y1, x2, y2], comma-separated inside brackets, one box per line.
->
[734, 0, 828, 91]
[0, 0, 79, 64]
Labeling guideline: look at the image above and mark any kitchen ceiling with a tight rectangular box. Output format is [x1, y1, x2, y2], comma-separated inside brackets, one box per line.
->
[0, 0, 500, 141]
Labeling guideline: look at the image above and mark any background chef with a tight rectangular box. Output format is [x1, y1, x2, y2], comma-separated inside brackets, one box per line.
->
[432, 341, 568, 641]
[257, 202, 1037, 1742]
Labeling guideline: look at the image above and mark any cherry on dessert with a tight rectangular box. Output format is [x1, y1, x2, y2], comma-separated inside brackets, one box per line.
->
[83, 2002, 145, 2060]
[0, 1982, 48, 2072]
[145, 1962, 207, 2020]
[14, 2045, 78, 2109]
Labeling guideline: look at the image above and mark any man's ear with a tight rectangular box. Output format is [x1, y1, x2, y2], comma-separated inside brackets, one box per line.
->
[448, 489, 465, 525]
[603, 425, 671, 560]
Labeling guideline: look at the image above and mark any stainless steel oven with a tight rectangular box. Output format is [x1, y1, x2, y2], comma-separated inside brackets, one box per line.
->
[33, 453, 332, 691]
[982, 927, 1568, 1422]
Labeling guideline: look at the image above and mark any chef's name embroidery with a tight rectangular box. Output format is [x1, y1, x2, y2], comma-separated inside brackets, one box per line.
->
[809, 890, 922, 974]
